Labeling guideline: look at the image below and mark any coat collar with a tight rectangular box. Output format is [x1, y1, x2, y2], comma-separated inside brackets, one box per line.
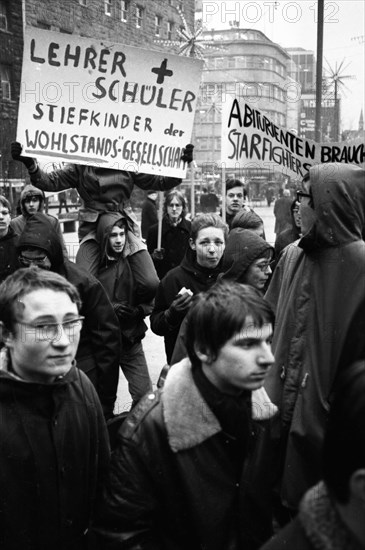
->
[163, 359, 277, 453]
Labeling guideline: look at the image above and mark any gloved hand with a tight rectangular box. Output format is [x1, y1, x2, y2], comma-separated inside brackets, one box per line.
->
[165, 292, 192, 326]
[11, 142, 36, 170]
[114, 303, 144, 323]
[151, 248, 165, 261]
[181, 144, 194, 165]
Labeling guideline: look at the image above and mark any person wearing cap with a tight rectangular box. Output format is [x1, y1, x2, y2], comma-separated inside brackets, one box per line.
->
[92, 280, 277, 550]
[11, 142, 194, 275]
[10, 183, 68, 258]
[0, 195, 19, 283]
[264, 163, 365, 513]
[0, 267, 109, 550]
[15, 212, 121, 419]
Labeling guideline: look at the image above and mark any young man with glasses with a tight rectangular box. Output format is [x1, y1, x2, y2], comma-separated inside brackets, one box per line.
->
[15, 212, 121, 420]
[0, 195, 19, 283]
[264, 163, 365, 514]
[0, 267, 109, 550]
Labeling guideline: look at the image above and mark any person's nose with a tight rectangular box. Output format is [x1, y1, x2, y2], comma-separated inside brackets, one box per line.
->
[52, 324, 72, 347]
[258, 342, 275, 365]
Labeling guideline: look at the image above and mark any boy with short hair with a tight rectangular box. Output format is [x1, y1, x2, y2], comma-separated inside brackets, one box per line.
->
[92, 280, 277, 549]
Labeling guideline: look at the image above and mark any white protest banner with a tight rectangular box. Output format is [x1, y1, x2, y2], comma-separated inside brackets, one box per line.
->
[17, 27, 203, 177]
[222, 97, 365, 181]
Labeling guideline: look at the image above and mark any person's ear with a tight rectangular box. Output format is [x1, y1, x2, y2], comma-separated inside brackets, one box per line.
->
[194, 344, 212, 365]
[349, 469, 365, 503]
[189, 238, 196, 251]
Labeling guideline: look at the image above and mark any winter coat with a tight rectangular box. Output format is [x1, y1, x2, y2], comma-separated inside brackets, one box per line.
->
[273, 196, 292, 234]
[264, 163, 365, 509]
[0, 349, 110, 550]
[96, 212, 159, 346]
[0, 226, 19, 283]
[16, 213, 121, 416]
[10, 184, 68, 258]
[29, 165, 181, 239]
[141, 196, 158, 239]
[147, 216, 191, 279]
[92, 359, 277, 550]
[260, 482, 363, 550]
[150, 248, 223, 363]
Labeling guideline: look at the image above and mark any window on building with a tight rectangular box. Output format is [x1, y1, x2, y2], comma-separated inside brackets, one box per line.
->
[105, 0, 112, 16]
[79, 0, 87, 6]
[136, 6, 143, 28]
[0, 0, 9, 30]
[155, 15, 162, 36]
[176, 1, 184, 12]
[0, 64, 11, 100]
[167, 20, 174, 40]
[121, 0, 127, 21]
[228, 57, 236, 68]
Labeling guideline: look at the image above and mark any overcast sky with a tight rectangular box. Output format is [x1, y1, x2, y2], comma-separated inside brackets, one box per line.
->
[201, 0, 365, 131]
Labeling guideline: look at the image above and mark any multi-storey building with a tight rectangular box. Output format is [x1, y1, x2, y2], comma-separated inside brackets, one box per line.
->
[0, 0, 195, 206]
[192, 27, 294, 192]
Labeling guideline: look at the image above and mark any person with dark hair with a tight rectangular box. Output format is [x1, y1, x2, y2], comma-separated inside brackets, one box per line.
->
[141, 190, 158, 240]
[171, 228, 274, 365]
[15, 212, 121, 419]
[200, 185, 219, 213]
[273, 189, 292, 236]
[264, 163, 365, 512]
[11, 141, 193, 275]
[96, 213, 159, 407]
[0, 267, 109, 550]
[261, 360, 365, 549]
[10, 184, 68, 258]
[147, 189, 192, 280]
[92, 280, 277, 549]
[222, 178, 249, 229]
[150, 213, 227, 363]
[0, 195, 19, 283]
[231, 209, 266, 238]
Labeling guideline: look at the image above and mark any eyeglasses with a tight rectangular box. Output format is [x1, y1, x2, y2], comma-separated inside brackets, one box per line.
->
[23, 196, 40, 203]
[18, 255, 49, 268]
[296, 191, 312, 203]
[15, 317, 85, 342]
[254, 260, 274, 272]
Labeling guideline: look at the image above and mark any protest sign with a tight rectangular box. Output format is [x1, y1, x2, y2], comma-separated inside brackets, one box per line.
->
[222, 97, 364, 181]
[17, 27, 203, 177]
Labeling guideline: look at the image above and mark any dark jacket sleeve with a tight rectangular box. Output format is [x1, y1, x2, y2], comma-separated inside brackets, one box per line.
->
[128, 250, 160, 305]
[79, 278, 121, 417]
[91, 413, 164, 549]
[133, 173, 181, 193]
[150, 277, 181, 337]
[30, 164, 80, 192]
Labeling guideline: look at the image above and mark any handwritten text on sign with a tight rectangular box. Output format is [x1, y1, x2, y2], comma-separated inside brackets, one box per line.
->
[222, 98, 364, 180]
[17, 28, 203, 176]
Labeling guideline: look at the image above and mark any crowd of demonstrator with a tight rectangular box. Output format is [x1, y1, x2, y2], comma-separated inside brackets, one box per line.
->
[0, 144, 363, 550]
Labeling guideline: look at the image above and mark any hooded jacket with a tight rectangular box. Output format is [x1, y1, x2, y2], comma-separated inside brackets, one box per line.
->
[264, 163, 365, 509]
[0, 348, 109, 550]
[221, 228, 274, 283]
[150, 247, 223, 363]
[10, 184, 68, 258]
[92, 359, 277, 550]
[96, 212, 159, 345]
[16, 212, 121, 417]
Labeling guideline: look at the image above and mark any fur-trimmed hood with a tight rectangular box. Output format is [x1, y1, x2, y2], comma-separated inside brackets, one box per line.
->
[19, 184, 45, 217]
[163, 358, 277, 453]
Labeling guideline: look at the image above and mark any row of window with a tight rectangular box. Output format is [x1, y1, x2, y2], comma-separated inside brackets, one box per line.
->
[0, 64, 11, 100]
[200, 82, 287, 105]
[205, 55, 286, 77]
[103, 1, 178, 36]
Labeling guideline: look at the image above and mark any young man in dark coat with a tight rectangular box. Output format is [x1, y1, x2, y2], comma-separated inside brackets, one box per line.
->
[141, 190, 158, 240]
[0, 267, 110, 550]
[92, 281, 277, 549]
[16, 212, 121, 419]
[0, 195, 19, 283]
